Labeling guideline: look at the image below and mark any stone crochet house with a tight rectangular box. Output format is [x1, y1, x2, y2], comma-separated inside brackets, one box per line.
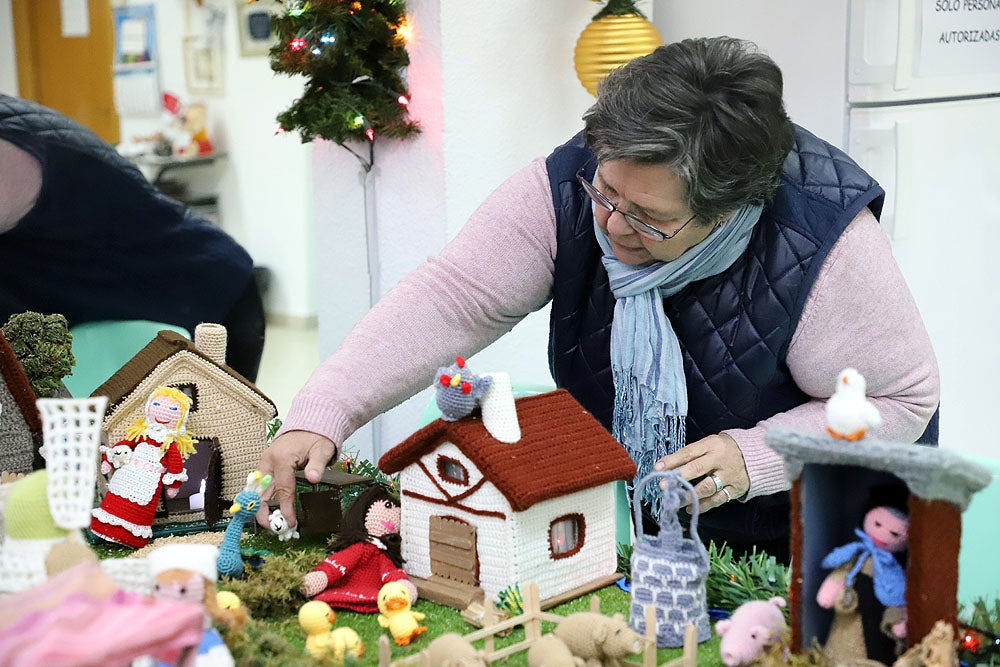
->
[0, 331, 41, 475]
[93, 323, 277, 530]
[379, 388, 636, 609]
[765, 428, 992, 655]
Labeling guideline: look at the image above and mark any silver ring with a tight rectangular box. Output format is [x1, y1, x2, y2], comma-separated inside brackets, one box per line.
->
[722, 486, 733, 502]
[709, 473, 724, 494]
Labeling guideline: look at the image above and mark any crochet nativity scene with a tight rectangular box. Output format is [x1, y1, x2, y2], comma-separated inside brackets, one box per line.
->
[0, 314, 995, 667]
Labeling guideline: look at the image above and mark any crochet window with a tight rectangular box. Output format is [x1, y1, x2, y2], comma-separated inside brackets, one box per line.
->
[549, 514, 585, 559]
[172, 383, 199, 412]
[437, 456, 469, 486]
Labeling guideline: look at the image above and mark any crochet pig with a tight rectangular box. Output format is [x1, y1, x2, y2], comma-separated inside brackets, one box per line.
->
[424, 633, 487, 667]
[553, 612, 643, 665]
[715, 597, 787, 667]
[527, 634, 585, 667]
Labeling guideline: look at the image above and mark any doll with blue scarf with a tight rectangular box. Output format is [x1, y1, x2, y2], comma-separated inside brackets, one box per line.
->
[816, 486, 909, 664]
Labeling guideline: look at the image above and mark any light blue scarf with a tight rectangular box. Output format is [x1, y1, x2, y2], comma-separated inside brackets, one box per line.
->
[593, 197, 763, 513]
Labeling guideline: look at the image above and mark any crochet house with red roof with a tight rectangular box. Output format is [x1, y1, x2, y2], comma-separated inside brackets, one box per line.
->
[379, 387, 635, 610]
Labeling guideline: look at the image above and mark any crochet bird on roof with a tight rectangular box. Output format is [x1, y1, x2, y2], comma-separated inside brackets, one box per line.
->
[379, 375, 636, 610]
[825, 367, 882, 441]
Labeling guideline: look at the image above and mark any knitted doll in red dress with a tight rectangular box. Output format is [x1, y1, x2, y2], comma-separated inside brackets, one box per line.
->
[90, 386, 195, 548]
[300, 486, 418, 612]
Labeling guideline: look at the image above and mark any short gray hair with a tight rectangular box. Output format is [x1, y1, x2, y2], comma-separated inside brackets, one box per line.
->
[583, 37, 794, 225]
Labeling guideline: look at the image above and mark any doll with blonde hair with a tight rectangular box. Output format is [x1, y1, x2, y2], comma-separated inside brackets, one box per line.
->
[90, 386, 196, 548]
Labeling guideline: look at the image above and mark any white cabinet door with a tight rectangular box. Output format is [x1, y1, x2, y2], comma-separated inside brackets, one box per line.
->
[849, 96, 1000, 455]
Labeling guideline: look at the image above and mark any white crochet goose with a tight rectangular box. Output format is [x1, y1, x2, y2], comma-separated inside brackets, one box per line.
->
[825, 368, 882, 441]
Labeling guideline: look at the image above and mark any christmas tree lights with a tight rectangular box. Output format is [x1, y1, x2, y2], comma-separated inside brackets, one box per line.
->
[266, 0, 420, 168]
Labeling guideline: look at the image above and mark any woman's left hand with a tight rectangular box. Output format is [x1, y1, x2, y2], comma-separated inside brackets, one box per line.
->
[654, 433, 750, 513]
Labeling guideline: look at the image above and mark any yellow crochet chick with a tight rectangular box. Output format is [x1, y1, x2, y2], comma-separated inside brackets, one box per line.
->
[298, 600, 338, 659]
[377, 581, 428, 646]
[329, 627, 365, 662]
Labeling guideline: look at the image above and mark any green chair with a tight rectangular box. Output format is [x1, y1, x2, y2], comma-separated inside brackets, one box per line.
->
[63, 320, 190, 398]
[419, 382, 633, 546]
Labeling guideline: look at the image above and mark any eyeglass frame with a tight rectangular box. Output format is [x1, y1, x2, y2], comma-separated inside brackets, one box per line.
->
[576, 168, 697, 242]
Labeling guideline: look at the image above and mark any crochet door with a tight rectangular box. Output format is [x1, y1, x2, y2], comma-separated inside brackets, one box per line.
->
[428, 515, 479, 590]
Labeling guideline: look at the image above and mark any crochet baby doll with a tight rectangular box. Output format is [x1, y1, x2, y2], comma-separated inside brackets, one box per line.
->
[301, 486, 418, 612]
[90, 386, 195, 548]
[816, 489, 909, 665]
[148, 544, 248, 667]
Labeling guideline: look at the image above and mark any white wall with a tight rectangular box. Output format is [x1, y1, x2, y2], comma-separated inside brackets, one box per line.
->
[116, 0, 315, 321]
[0, 0, 315, 320]
[317, 0, 616, 461]
[651, 0, 850, 149]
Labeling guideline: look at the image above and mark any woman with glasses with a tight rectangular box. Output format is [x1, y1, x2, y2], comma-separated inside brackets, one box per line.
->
[258, 37, 938, 561]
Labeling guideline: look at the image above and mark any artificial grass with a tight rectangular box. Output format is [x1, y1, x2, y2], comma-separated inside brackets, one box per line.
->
[95, 527, 726, 666]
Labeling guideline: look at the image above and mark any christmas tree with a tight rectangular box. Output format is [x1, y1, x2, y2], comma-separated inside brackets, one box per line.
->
[267, 0, 420, 167]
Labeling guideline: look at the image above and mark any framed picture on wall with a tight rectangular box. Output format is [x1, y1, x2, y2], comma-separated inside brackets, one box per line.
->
[236, 0, 281, 57]
[183, 36, 224, 95]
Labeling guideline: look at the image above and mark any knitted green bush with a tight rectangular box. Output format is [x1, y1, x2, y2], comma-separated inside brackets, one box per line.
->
[1, 311, 75, 398]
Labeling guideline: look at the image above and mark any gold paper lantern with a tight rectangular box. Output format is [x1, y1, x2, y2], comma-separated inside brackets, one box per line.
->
[573, 13, 663, 96]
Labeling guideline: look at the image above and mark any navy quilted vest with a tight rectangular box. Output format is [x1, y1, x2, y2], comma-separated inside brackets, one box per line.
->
[0, 94, 253, 333]
[546, 127, 886, 546]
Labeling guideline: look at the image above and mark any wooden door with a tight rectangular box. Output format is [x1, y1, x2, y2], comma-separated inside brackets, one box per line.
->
[12, 0, 119, 143]
[429, 515, 479, 586]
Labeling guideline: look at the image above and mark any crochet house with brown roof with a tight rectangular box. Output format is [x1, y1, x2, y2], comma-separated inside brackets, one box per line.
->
[379, 388, 635, 610]
[765, 428, 991, 659]
[0, 331, 41, 475]
[92, 323, 277, 530]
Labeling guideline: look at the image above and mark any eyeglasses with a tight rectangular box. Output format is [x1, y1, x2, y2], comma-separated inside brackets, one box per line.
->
[577, 169, 697, 242]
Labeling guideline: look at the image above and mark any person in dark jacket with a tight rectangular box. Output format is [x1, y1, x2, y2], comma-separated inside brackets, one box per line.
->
[256, 37, 939, 561]
[0, 94, 265, 381]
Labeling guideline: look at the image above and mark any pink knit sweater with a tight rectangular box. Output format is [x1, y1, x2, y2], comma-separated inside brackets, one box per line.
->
[281, 159, 939, 499]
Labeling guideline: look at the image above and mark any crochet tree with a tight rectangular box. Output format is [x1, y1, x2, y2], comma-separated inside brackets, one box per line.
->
[268, 0, 419, 169]
[1, 312, 74, 398]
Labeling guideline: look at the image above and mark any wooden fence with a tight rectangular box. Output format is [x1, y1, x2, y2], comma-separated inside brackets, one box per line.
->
[378, 582, 698, 667]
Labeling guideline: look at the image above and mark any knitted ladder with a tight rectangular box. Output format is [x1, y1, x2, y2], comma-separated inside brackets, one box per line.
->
[36, 397, 107, 530]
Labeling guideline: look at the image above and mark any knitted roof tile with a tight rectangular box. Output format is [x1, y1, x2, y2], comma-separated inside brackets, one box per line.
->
[379, 389, 635, 512]
[0, 331, 42, 438]
[92, 330, 274, 414]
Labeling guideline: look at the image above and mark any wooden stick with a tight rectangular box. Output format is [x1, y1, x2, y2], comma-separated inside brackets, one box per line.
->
[524, 582, 542, 642]
[378, 635, 391, 666]
[644, 604, 657, 667]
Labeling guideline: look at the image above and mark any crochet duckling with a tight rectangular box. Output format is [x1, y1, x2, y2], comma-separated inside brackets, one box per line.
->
[299, 600, 335, 659]
[825, 367, 882, 441]
[377, 581, 428, 646]
[299, 599, 363, 662]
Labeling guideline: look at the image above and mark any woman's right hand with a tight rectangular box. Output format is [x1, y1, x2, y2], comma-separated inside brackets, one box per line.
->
[255, 430, 338, 529]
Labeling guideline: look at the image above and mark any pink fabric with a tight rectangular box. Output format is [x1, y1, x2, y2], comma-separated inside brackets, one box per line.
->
[280, 158, 939, 499]
[0, 565, 204, 667]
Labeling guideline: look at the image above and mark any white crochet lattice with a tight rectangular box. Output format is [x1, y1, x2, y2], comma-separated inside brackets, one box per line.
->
[36, 397, 108, 529]
[0, 536, 59, 593]
[480, 372, 521, 443]
[100, 557, 152, 595]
